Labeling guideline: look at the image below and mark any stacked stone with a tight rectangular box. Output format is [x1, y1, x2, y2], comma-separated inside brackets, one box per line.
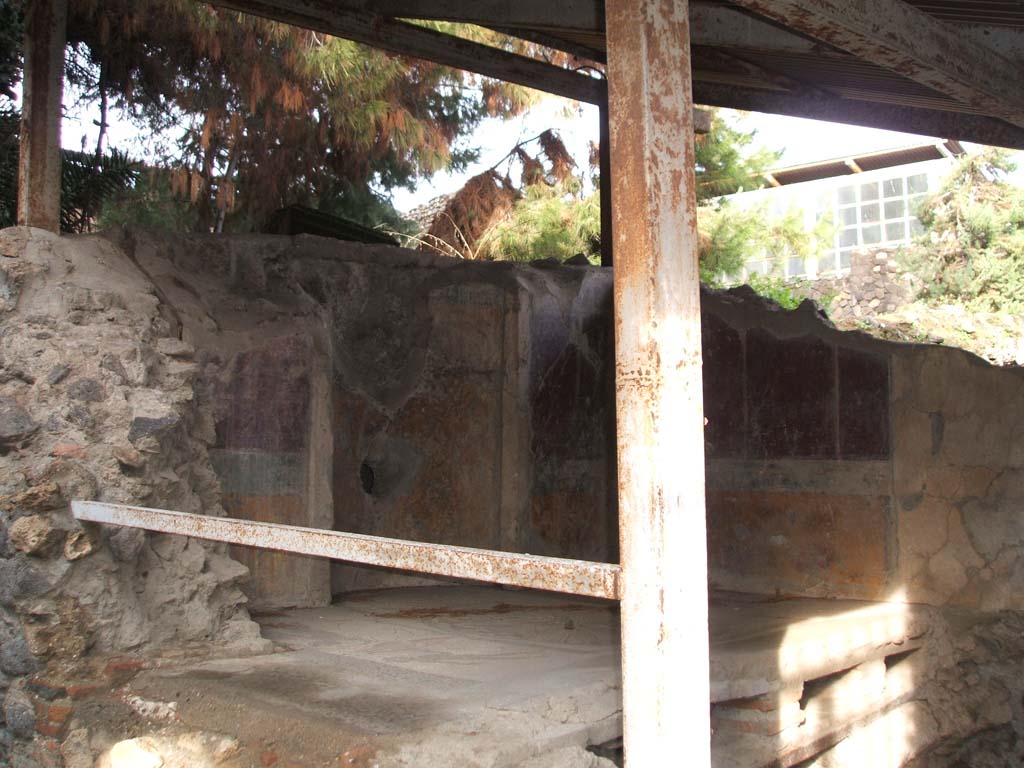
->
[403, 193, 454, 234]
[0, 228, 265, 766]
[818, 249, 919, 321]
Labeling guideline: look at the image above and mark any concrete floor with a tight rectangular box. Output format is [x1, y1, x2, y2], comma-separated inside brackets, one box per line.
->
[128, 586, 931, 767]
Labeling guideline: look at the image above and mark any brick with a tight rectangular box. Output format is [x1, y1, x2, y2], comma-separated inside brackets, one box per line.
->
[35, 701, 73, 738]
[102, 658, 146, 682]
[50, 443, 87, 460]
[66, 681, 103, 700]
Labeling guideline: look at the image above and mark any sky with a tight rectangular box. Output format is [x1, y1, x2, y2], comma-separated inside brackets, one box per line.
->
[58, 87, 1024, 215]
[384, 97, 1024, 213]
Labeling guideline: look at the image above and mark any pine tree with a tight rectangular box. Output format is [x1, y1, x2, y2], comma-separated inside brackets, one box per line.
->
[63, 0, 537, 230]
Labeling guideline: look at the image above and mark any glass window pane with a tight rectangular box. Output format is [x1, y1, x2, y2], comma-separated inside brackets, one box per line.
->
[788, 256, 805, 277]
[838, 185, 856, 205]
[839, 207, 858, 226]
[840, 250, 853, 270]
[861, 182, 879, 201]
[862, 224, 882, 245]
[910, 218, 925, 236]
[908, 173, 929, 194]
[861, 203, 880, 224]
[886, 221, 907, 241]
[909, 194, 928, 215]
[744, 259, 759, 275]
[884, 199, 906, 219]
[839, 228, 859, 248]
[819, 253, 836, 274]
[883, 178, 904, 198]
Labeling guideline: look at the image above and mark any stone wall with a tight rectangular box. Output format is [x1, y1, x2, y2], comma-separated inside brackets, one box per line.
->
[7, 226, 1024, 765]
[801, 248, 918, 321]
[0, 228, 268, 764]
[127, 233, 336, 610]
[121, 234, 618, 597]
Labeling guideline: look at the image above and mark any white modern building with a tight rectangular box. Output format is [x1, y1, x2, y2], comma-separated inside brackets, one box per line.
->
[725, 140, 966, 280]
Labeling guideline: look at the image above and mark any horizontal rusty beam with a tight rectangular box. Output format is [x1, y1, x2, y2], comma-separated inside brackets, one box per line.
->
[71, 501, 621, 600]
[692, 81, 1024, 151]
[729, 0, 1024, 128]
[333, 0, 604, 35]
[212, 0, 608, 104]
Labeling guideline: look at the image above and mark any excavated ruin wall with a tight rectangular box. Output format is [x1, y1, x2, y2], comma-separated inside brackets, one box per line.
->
[701, 286, 1024, 612]
[111, 231, 617, 599]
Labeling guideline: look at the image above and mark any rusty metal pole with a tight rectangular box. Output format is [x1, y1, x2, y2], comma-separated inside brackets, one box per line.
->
[17, 0, 67, 233]
[599, 101, 613, 267]
[605, 0, 711, 765]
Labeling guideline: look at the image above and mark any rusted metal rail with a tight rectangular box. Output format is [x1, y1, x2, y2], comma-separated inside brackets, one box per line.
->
[71, 501, 621, 600]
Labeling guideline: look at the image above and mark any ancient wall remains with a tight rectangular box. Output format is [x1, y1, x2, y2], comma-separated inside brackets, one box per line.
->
[5, 225, 1024, 764]
[701, 286, 1024, 612]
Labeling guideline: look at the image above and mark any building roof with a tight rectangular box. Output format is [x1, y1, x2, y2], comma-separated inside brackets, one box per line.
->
[764, 139, 966, 187]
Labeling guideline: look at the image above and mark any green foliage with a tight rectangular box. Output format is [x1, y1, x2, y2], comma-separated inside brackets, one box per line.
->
[0, 107, 138, 232]
[696, 200, 824, 284]
[0, 0, 21, 100]
[901, 148, 1024, 312]
[97, 169, 197, 233]
[476, 182, 599, 263]
[695, 111, 780, 200]
[0, 104, 16, 227]
[61, 149, 139, 233]
[62, 0, 534, 231]
[744, 273, 804, 310]
[467, 109, 782, 267]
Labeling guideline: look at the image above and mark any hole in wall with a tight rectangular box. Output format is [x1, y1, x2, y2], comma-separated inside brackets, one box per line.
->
[884, 648, 918, 670]
[360, 461, 375, 495]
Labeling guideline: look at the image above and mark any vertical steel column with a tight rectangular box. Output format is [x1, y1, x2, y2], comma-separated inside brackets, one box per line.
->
[605, 0, 711, 765]
[17, 0, 67, 233]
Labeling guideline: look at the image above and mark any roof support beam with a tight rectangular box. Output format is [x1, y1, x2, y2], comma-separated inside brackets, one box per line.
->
[260, 2, 833, 59]
[690, 4, 823, 54]
[606, 0, 711, 764]
[325, 0, 604, 35]
[728, 0, 1024, 127]
[692, 81, 1024, 150]
[963, 25, 1024, 63]
[209, 0, 607, 104]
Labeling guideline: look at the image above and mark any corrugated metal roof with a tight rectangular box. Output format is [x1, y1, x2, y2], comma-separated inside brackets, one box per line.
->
[905, 0, 1024, 26]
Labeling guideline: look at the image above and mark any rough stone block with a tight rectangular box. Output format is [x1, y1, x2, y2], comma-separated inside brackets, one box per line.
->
[62, 530, 96, 561]
[3, 689, 35, 738]
[9, 515, 64, 556]
[0, 397, 38, 447]
[0, 633, 39, 676]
